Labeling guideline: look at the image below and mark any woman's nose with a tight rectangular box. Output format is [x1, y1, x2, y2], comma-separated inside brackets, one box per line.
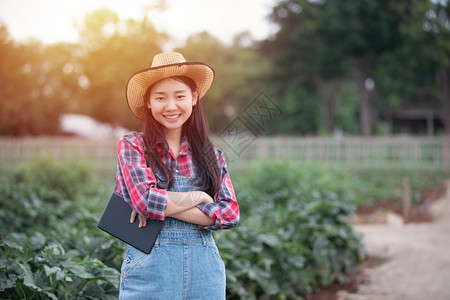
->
[165, 98, 177, 110]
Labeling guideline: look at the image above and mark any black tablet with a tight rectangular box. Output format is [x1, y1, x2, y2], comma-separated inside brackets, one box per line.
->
[97, 192, 164, 254]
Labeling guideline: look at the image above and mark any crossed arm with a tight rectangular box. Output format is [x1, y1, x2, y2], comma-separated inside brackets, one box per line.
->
[130, 190, 215, 228]
[118, 134, 238, 230]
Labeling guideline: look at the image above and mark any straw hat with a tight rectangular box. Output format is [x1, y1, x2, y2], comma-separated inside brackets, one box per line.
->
[126, 52, 215, 120]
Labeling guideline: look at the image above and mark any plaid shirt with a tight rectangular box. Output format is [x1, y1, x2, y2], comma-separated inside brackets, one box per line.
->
[114, 131, 239, 230]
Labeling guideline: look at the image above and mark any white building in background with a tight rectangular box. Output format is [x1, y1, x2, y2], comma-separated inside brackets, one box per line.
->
[60, 114, 129, 139]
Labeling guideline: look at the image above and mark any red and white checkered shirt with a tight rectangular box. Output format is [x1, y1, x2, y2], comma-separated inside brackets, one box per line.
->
[114, 131, 239, 230]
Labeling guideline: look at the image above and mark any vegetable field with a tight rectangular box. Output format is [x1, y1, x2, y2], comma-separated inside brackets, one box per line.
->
[0, 137, 448, 299]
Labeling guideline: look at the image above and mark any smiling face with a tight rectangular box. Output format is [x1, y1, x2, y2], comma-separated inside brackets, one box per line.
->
[147, 77, 198, 136]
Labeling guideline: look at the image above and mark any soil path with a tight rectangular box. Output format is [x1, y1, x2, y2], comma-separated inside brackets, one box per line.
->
[342, 180, 450, 300]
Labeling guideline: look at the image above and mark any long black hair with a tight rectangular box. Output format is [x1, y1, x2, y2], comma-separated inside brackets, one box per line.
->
[142, 76, 221, 197]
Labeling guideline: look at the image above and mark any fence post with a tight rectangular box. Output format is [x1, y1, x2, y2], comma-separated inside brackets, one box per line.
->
[403, 176, 411, 223]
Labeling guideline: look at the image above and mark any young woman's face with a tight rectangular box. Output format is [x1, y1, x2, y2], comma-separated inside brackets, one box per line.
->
[147, 78, 198, 134]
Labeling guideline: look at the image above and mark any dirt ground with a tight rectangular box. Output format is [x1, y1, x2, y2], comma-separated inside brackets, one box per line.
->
[338, 180, 450, 300]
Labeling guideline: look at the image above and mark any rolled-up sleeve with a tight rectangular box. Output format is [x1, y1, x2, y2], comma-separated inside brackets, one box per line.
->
[114, 132, 167, 220]
[196, 149, 239, 230]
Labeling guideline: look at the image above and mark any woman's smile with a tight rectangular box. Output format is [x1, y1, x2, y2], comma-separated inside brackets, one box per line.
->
[164, 114, 181, 119]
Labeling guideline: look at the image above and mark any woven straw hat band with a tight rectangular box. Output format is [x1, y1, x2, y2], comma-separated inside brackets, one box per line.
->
[125, 52, 215, 120]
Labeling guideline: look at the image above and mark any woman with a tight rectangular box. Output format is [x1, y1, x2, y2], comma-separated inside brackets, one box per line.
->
[114, 52, 239, 299]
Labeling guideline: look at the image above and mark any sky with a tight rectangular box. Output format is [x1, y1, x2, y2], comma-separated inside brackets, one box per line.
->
[0, 0, 278, 49]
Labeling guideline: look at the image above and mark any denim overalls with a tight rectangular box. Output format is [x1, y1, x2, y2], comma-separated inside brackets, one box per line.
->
[119, 173, 226, 299]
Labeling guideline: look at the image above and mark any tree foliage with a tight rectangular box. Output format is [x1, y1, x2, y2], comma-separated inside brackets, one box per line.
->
[0, 1, 448, 136]
[0, 27, 78, 136]
[74, 8, 167, 131]
[175, 31, 272, 133]
[261, 0, 450, 135]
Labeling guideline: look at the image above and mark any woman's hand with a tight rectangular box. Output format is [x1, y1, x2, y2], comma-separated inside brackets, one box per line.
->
[165, 191, 214, 217]
[169, 191, 214, 207]
[130, 210, 148, 228]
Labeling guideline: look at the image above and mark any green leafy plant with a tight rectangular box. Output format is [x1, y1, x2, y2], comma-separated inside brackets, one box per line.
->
[218, 160, 366, 299]
[0, 158, 122, 299]
[1, 233, 119, 299]
[8, 157, 443, 299]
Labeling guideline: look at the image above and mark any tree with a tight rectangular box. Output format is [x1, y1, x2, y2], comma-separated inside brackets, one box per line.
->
[0, 6, 169, 136]
[176, 31, 272, 133]
[261, 0, 353, 135]
[0, 26, 78, 136]
[369, 0, 449, 134]
[262, 0, 448, 136]
[425, 1, 450, 134]
[74, 8, 168, 130]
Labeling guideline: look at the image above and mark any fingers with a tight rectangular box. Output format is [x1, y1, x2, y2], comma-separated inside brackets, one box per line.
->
[199, 191, 214, 203]
[130, 210, 148, 228]
[130, 210, 137, 223]
[138, 215, 147, 228]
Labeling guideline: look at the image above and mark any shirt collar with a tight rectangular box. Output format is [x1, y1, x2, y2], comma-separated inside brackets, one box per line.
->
[178, 136, 190, 156]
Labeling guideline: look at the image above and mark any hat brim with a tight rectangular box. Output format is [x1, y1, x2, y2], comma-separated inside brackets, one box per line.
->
[126, 62, 215, 120]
